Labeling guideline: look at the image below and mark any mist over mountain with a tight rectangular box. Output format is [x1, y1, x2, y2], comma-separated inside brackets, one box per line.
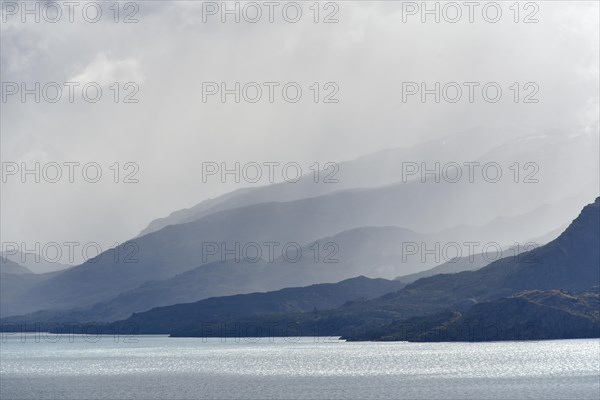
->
[0, 225, 481, 320]
[0, 271, 61, 316]
[14, 197, 594, 343]
[164, 197, 599, 340]
[4, 277, 405, 334]
[0, 257, 31, 275]
[1, 202, 573, 319]
[1, 133, 596, 322]
[1, 251, 72, 274]
[2, 3, 598, 399]
[139, 131, 596, 237]
[138, 130, 516, 237]
[395, 225, 566, 284]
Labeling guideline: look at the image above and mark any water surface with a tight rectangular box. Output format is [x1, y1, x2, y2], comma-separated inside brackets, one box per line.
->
[1, 334, 598, 399]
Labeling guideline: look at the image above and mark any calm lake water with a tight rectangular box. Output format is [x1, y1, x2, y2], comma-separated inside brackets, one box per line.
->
[1, 335, 598, 399]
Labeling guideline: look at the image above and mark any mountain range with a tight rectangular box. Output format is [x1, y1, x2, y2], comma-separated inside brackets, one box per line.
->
[160, 197, 600, 340]
[13, 197, 598, 343]
[1, 132, 597, 345]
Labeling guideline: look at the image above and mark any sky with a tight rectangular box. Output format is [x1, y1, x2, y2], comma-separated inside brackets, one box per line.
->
[1, 1, 599, 264]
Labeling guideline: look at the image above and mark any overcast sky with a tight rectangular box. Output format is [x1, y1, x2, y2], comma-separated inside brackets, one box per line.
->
[1, 1, 598, 263]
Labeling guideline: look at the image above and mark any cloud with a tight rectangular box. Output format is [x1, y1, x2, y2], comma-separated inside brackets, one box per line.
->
[69, 53, 143, 86]
[1, 1, 598, 263]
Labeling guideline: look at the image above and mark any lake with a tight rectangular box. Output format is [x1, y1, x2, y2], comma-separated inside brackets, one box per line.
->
[1, 334, 598, 399]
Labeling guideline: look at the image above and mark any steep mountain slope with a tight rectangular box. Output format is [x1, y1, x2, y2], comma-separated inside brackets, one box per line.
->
[395, 252, 496, 285]
[356, 289, 600, 341]
[138, 187, 255, 237]
[394, 225, 567, 284]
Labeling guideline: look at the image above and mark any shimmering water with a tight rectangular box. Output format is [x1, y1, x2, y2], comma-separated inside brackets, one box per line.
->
[1, 335, 598, 399]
